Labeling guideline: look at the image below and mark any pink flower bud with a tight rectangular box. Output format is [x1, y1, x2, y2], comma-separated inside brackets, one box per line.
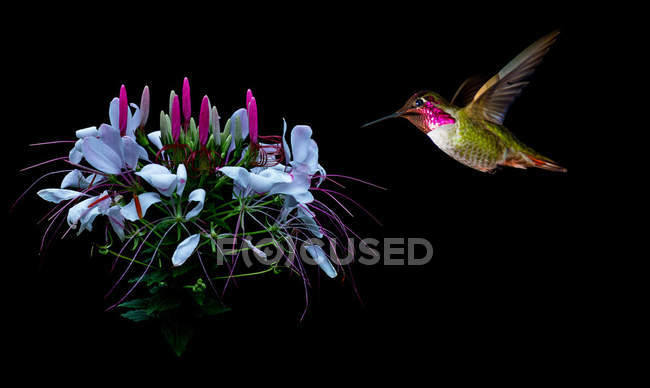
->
[248, 96, 258, 145]
[140, 86, 150, 128]
[182, 77, 191, 124]
[199, 95, 210, 146]
[171, 95, 181, 142]
[246, 89, 253, 112]
[119, 85, 128, 136]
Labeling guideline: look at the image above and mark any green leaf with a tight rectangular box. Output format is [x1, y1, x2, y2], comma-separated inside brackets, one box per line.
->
[222, 118, 231, 142]
[221, 134, 232, 155]
[211, 216, 231, 232]
[146, 294, 181, 314]
[118, 298, 150, 309]
[121, 309, 152, 322]
[164, 116, 173, 143]
[234, 115, 242, 144]
[128, 269, 169, 287]
[201, 299, 230, 316]
[161, 321, 194, 357]
[171, 263, 195, 278]
[188, 118, 198, 149]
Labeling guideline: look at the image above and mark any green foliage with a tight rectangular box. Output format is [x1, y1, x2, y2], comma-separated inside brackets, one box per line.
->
[118, 298, 149, 309]
[188, 118, 198, 149]
[119, 292, 181, 316]
[222, 118, 231, 144]
[129, 270, 168, 287]
[95, 131, 297, 357]
[61, 83, 346, 359]
[161, 320, 193, 357]
[118, 263, 230, 356]
[197, 298, 230, 317]
[121, 309, 152, 322]
[234, 115, 242, 145]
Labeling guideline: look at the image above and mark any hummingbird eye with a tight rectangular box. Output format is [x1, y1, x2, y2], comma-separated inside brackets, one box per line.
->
[414, 98, 425, 107]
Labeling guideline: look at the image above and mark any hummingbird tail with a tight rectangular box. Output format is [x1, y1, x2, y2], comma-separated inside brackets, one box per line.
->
[502, 150, 566, 172]
[524, 153, 567, 173]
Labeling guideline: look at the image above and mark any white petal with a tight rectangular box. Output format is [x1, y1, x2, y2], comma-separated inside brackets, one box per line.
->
[74, 139, 84, 152]
[81, 137, 123, 174]
[281, 119, 291, 161]
[61, 170, 106, 189]
[77, 207, 101, 234]
[290, 125, 313, 164]
[83, 173, 105, 187]
[120, 192, 162, 221]
[228, 108, 249, 152]
[176, 164, 187, 196]
[296, 140, 319, 174]
[171, 234, 201, 267]
[106, 206, 125, 241]
[62, 171, 105, 189]
[305, 244, 337, 278]
[220, 166, 292, 195]
[126, 103, 142, 138]
[185, 189, 205, 220]
[291, 190, 314, 204]
[251, 168, 293, 192]
[290, 125, 320, 174]
[67, 191, 110, 234]
[121, 136, 141, 169]
[136, 143, 150, 162]
[109, 98, 119, 129]
[98, 124, 124, 163]
[244, 239, 267, 259]
[135, 164, 177, 196]
[69, 148, 83, 164]
[137, 163, 171, 176]
[150, 174, 178, 197]
[75, 126, 98, 139]
[316, 164, 326, 187]
[69, 138, 85, 164]
[147, 131, 163, 150]
[297, 206, 323, 238]
[61, 170, 85, 189]
[92, 191, 112, 214]
[67, 197, 96, 226]
[37, 189, 85, 203]
[270, 171, 314, 204]
[279, 196, 299, 222]
[219, 166, 252, 189]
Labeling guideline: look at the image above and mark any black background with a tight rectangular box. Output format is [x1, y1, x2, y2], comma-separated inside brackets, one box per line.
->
[6, 4, 583, 378]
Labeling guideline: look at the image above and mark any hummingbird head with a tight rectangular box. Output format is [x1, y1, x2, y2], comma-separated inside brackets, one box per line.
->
[362, 91, 456, 133]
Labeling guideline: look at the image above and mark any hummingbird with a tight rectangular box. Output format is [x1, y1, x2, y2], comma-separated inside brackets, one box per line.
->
[362, 30, 566, 173]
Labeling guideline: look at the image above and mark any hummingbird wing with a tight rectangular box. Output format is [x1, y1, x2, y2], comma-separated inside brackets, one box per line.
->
[450, 75, 488, 107]
[465, 30, 560, 125]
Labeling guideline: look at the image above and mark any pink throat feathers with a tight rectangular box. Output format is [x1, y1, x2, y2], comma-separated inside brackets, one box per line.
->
[421, 101, 455, 132]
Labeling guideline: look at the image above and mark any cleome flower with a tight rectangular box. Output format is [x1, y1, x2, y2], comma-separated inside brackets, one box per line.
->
[81, 124, 149, 174]
[16, 79, 381, 356]
[218, 122, 335, 276]
[220, 123, 322, 203]
[68, 86, 149, 173]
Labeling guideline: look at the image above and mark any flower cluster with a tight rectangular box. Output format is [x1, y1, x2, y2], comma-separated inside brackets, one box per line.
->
[17, 78, 377, 356]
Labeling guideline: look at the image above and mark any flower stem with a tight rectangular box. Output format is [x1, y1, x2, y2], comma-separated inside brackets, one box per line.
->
[102, 248, 152, 268]
[211, 266, 275, 280]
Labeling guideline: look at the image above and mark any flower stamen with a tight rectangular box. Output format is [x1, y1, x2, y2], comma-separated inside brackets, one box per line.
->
[87, 194, 110, 209]
[134, 193, 143, 219]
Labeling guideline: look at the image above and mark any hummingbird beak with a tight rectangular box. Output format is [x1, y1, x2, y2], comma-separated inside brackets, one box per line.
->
[361, 111, 403, 128]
